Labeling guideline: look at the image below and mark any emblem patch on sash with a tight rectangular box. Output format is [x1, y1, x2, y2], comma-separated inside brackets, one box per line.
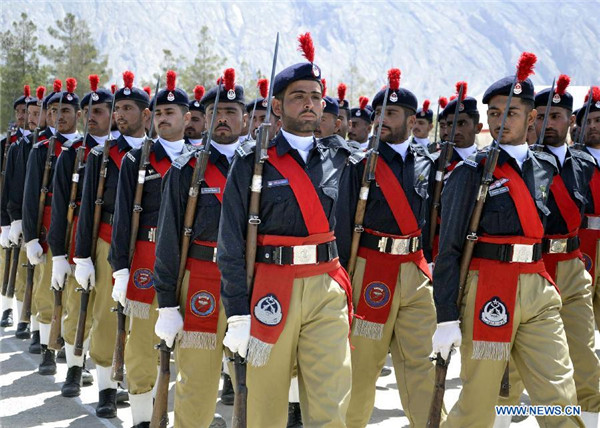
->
[190, 291, 216, 317]
[254, 293, 283, 326]
[479, 296, 509, 327]
[133, 268, 154, 289]
[489, 186, 509, 197]
[266, 178, 289, 188]
[201, 187, 221, 195]
[582, 253, 593, 272]
[489, 178, 509, 190]
[364, 282, 391, 309]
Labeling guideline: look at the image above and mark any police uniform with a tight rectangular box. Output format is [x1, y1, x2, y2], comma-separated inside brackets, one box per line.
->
[346, 98, 373, 152]
[413, 100, 437, 153]
[433, 76, 582, 427]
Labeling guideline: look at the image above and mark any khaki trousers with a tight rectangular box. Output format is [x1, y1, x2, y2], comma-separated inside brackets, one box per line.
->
[592, 240, 600, 330]
[32, 249, 54, 324]
[88, 238, 117, 367]
[444, 269, 583, 428]
[14, 247, 27, 302]
[247, 272, 352, 428]
[63, 273, 93, 345]
[346, 256, 438, 428]
[172, 270, 226, 428]
[125, 295, 159, 395]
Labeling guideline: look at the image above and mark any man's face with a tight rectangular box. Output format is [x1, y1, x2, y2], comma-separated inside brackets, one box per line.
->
[534, 106, 572, 147]
[444, 112, 482, 148]
[348, 118, 372, 143]
[83, 103, 112, 137]
[206, 102, 245, 144]
[27, 105, 45, 131]
[374, 105, 414, 144]
[314, 112, 340, 138]
[487, 96, 535, 145]
[185, 110, 205, 139]
[412, 118, 433, 139]
[52, 104, 79, 134]
[115, 100, 147, 137]
[584, 111, 600, 148]
[272, 80, 323, 136]
[250, 109, 267, 139]
[439, 118, 448, 141]
[15, 104, 27, 128]
[337, 109, 349, 139]
[154, 104, 189, 141]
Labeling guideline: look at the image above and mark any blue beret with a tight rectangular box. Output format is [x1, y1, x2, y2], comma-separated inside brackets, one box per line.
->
[337, 99, 350, 111]
[535, 88, 573, 111]
[416, 107, 433, 122]
[350, 106, 373, 123]
[201, 84, 245, 107]
[152, 87, 189, 108]
[576, 101, 600, 126]
[323, 96, 339, 116]
[372, 87, 418, 113]
[482, 76, 534, 104]
[246, 98, 269, 113]
[189, 99, 205, 113]
[13, 95, 28, 109]
[48, 90, 80, 108]
[443, 96, 479, 118]
[272, 62, 322, 97]
[114, 86, 150, 106]
[42, 92, 56, 110]
[80, 88, 114, 109]
[25, 97, 41, 107]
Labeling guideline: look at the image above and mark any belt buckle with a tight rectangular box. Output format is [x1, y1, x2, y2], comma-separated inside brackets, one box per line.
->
[390, 238, 409, 255]
[587, 216, 600, 230]
[377, 237, 389, 253]
[212, 247, 217, 263]
[148, 228, 156, 243]
[292, 245, 317, 265]
[511, 244, 534, 263]
[548, 238, 567, 254]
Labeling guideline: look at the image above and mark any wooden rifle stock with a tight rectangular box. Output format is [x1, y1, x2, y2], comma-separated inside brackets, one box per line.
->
[1, 247, 11, 296]
[427, 351, 451, 428]
[6, 241, 20, 298]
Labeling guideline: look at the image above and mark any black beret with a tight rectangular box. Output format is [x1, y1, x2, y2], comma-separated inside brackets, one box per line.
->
[115, 86, 150, 106]
[482, 76, 534, 104]
[350, 106, 373, 123]
[535, 87, 573, 112]
[48, 90, 80, 108]
[443, 96, 479, 118]
[25, 97, 40, 107]
[576, 101, 600, 127]
[189, 99, 205, 113]
[323, 96, 339, 116]
[337, 99, 350, 111]
[80, 88, 114, 109]
[42, 92, 57, 110]
[13, 95, 28, 109]
[246, 97, 269, 113]
[272, 62, 322, 97]
[201, 84, 245, 107]
[372, 87, 418, 113]
[152, 87, 189, 108]
[416, 107, 433, 122]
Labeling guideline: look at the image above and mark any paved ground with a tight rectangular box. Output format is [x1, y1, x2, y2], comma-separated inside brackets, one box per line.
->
[2, 320, 589, 427]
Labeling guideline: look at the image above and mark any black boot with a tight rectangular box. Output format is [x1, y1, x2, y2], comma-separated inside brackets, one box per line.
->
[38, 345, 57, 375]
[61, 365, 82, 397]
[220, 373, 234, 405]
[287, 402, 303, 428]
[28, 330, 41, 354]
[0, 309, 13, 327]
[96, 388, 117, 418]
[15, 322, 30, 339]
[131, 423, 150, 428]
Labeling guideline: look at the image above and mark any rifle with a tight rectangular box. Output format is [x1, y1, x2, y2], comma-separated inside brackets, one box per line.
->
[428, 84, 466, 248]
[1, 122, 16, 298]
[74, 84, 118, 356]
[574, 86, 595, 151]
[346, 84, 390, 279]
[432, 97, 441, 147]
[111, 76, 160, 382]
[245, 96, 259, 140]
[21, 93, 64, 324]
[151, 75, 222, 428]
[5, 238, 20, 298]
[535, 78, 556, 149]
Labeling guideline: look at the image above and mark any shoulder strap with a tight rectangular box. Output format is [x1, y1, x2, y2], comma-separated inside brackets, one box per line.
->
[549, 175, 581, 234]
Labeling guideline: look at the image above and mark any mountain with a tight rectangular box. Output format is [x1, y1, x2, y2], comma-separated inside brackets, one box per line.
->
[2, 0, 599, 105]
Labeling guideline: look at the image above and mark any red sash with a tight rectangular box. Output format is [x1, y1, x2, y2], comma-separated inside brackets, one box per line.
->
[188, 157, 227, 203]
[108, 144, 127, 169]
[353, 157, 429, 340]
[149, 152, 171, 177]
[470, 162, 549, 360]
[579, 170, 600, 282]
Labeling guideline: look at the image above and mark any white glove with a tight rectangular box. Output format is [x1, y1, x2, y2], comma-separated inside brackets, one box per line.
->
[223, 315, 251, 358]
[0, 226, 10, 248]
[154, 306, 184, 348]
[432, 320, 462, 360]
[428, 262, 435, 276]
[111, 268, 129, 307]
[8, 220, 22, 245]
[26, 239, 44, 265]
[74, 257, 95, 290]
[51, 255, 72, 290]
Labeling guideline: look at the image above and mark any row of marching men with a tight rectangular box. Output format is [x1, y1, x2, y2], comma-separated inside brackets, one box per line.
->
[2, 31, 600, 428]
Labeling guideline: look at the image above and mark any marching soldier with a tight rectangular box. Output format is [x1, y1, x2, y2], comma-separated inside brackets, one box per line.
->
[185, 85, 206, 146]
[337, 68, 440, 427]
[73, 70, 149, 418]
[347, 96, 373, 151]
[432, 71, 583, 427]
[412, 99, 437, 153]
[217, 34, 353, 427]
[48, 75, 112, 397]
[336, 82, 350, 139]
[440, 96, 481, 165]
[153, 68, 243, 428]
[246, 78, 281, 141]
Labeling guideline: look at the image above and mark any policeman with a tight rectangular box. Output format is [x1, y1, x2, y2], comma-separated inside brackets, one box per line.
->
[440, 96, 481, 168]
[336, 82, 350, 139]
[347, 96, 373, 151]
[153, 68, 243, 428]
[73, 70, 149, 418]
[337, 68, 439, 428]
[245, 79, 281, 141]
[217, 33, 353, 427]
[432, 73, 583, 427]
[186, 85, 206, 146]
[48, 75, 112, 397]
[412, 99, 437, 153]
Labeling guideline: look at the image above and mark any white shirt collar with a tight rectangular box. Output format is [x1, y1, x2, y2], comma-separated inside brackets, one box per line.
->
[500, 142, 528, 168]
[587, 147, 600, 168]
[48, 126, 56, 135]
[546, 144, 567, 167]
[212, 139, 240, 163]
[20, 128, 31, 137]
[158, 137, 186, 162]
[281, 129, 314, 162]
[359, 141, 370, 151]
[91, 134, 109, 146]
[110, 130, 121, 139]
[60, 132, 79, 141]
[386, 139, 410, 160]
[123, 135, 145, 150]
[455, 144, 477, 160]
[188, 138, 203, 147]
[413, 136, 430, 150]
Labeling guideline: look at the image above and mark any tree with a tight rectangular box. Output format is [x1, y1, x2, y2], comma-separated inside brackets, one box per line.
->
[140, 49, 187, 90]
[180, 26, 226, 91]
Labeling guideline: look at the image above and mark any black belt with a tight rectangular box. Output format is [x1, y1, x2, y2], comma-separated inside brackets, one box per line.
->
[137, 227, 157, 243]
[256, 240, 338, 265]
[360, 231, 422, 255]
[188, 243, 217, 262]
[101, 211, 113, 225]
[542, 236, 580, 254]
[473, 242, 543, 263]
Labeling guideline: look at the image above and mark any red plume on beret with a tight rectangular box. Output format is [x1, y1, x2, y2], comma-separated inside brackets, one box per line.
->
[36, 86, 45, 99]
[143, 86, 151, 97]
[53, 79, 62, 93]
[438, 96, 448, 109]
[297, 32, 315, 63]
[516, 52, 537, 82]
[422, 99, 431, 112]
[449, 95, 457, 101]
[258, 79, 269, 98]
[194, 85, 205, 101]
[224, 68, 235, 92]
[166, 70, 176, 91]
[584, 87, 600, 103]
[337, 83, 347, 101]
[66, 78, 77, 93]
[123, 71, 135, 89]
[359, 96, 369, 110]
[455, 81, 468, 101]
[111, 84, 117, 94]
[89, 74, 99, 92]
[23, 85, 31, 98]
[321, 78, 327, 97]
[388, 68, 401, 91]
[555, 74, 570, 96]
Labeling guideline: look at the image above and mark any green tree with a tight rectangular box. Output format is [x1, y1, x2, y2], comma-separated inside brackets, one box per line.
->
[140, 49, 187, 90]
[180, 25, 226, 91]
[0, 12, 49, 130]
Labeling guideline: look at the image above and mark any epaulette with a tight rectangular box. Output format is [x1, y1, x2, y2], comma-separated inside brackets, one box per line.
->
[236, 140, 256, 158]
[126, 151, 137, 163]
[33, 140, 46, 149]
[463, 151, 486, 169]
[348, 149, 368, 165]
[532, 150, 559, 173]
[62, 136, 83, 150]
[91, 145, 104, 156]
[569, 147, 596, 165]
[410, 143, 435, 163]
[172, 149, 197, 170]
